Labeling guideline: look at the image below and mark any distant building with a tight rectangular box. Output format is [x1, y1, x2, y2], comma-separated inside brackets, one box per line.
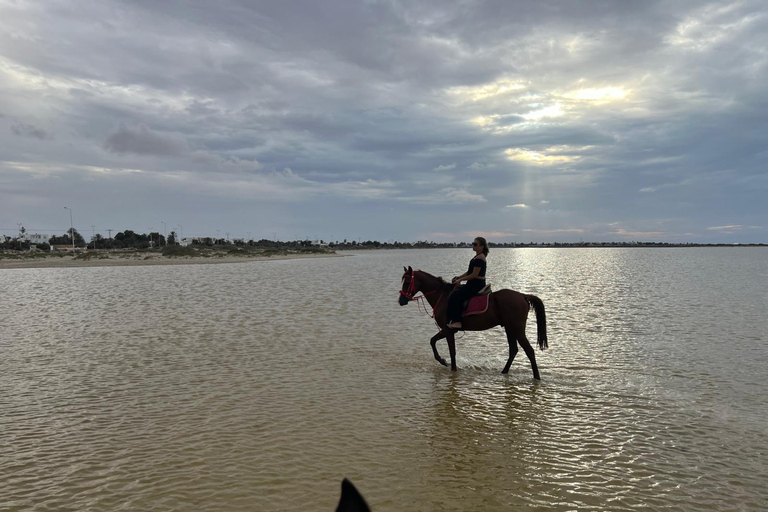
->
[179, 238, 193, 247]
[25, 233, 49, 244]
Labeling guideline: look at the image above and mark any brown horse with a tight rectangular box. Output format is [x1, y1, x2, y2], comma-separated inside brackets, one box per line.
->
[399, 266, 548, 379]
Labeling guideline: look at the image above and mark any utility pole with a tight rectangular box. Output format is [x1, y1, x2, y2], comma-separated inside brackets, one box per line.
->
[107, 229, 113, 239]
[161, 221, 167, 246]
[64, 207, 74, 252]
[91, 225, 96, 250]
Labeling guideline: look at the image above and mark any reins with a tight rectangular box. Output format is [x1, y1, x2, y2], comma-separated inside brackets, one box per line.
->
[414, 289, 443, 318]
[401, 269, 466, 338]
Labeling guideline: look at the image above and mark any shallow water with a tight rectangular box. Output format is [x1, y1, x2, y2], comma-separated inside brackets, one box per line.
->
[1, 248, 767, 511]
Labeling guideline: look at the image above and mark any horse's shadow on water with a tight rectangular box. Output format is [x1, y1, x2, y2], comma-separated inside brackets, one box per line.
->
[428, 370, 543, 442]
[334, 375, 545, 511]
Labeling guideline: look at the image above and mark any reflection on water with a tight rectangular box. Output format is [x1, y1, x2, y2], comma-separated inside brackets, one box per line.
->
[1, 249, 767, 511]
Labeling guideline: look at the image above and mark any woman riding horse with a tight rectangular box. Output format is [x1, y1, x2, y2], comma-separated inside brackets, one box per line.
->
[446, 236, 488, 329]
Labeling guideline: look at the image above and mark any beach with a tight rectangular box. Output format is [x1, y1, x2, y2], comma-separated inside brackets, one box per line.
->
[0, 250, 343, 269]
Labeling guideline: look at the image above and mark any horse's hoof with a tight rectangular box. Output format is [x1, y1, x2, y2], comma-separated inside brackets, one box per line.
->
[440, 359, 448, 366]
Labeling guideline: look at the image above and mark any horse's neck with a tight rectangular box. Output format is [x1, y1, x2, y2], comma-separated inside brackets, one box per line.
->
[418, 272, 451, 307]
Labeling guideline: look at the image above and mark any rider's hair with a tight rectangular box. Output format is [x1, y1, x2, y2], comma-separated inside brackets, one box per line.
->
[475, 237, 489, 256]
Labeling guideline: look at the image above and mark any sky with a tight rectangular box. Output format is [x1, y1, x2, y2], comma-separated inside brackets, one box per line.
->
[1, 0, 766, 243]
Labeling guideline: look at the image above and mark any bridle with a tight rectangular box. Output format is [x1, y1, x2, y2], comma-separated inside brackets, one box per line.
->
[400, 269, 418, 300]
[400, 269, 444, 319]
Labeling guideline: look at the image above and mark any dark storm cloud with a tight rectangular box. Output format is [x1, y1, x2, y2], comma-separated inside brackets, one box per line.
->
[1, 0, 766, 242]
[11, 122, 51, 140]
[104, 124, 189, 157]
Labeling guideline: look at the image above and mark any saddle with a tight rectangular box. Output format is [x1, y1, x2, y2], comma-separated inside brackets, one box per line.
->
[462, 284, 491, 317]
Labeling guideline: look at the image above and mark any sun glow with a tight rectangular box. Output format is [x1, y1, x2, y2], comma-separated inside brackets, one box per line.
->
[472, 115, 496, 127]
[448, 79, 527, 102]
[505, 147, 581, 165]
[562, 87, 627, 103]
[521, 103, 564, 121]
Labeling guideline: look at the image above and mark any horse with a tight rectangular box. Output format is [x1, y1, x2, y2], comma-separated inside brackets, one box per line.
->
[398, 266, 548, 379]
[336, 478, 370, 512]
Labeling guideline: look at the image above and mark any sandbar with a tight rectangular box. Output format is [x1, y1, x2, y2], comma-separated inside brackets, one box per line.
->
[0, 251, 343, 269]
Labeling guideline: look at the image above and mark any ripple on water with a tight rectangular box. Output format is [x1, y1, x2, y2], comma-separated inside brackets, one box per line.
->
[1, 249, 767, 511]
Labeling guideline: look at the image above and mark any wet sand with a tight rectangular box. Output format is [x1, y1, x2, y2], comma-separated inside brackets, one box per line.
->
[0, 251, 343, 269]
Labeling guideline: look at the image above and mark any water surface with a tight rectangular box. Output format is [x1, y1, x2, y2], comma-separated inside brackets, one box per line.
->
[2, 248, 767, 511]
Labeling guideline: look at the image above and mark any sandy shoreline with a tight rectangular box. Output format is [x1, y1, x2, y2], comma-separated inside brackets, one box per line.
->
[0, 252, 344, 269]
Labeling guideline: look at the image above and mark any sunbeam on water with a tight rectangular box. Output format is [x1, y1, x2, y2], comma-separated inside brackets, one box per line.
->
[1, 248, 767, 511]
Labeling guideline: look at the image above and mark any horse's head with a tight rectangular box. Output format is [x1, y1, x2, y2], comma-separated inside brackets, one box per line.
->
[399, 266, 418, 305]
[336, 478, 371, 512]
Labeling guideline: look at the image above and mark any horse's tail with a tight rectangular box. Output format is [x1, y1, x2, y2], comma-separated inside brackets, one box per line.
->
[525, 294, 548, 350]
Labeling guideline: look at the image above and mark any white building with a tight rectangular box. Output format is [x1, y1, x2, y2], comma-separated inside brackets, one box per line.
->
[25, 233, 50, 244]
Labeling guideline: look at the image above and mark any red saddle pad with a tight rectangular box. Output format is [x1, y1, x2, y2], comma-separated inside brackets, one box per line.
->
[463, 294, 490, 316]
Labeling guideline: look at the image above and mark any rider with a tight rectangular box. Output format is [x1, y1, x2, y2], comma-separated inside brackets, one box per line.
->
[446, 237, 488, 329]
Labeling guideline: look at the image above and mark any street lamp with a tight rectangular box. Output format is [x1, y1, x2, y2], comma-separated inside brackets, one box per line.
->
[64, 207, 74, 252]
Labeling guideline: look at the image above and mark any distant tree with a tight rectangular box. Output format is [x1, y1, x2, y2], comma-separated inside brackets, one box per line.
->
[69, 228, 85, 246]
[91, 233, 106, 249]
[50, 228, 85, 247]
[167, 231, 177, 245]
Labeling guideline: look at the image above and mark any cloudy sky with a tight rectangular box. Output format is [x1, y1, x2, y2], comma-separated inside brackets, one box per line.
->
[1, 0, 766, 243]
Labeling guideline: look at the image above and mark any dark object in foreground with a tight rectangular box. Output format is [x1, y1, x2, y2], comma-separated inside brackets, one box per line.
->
[336, 478, 371, 512]
[399, 266, 548, 379]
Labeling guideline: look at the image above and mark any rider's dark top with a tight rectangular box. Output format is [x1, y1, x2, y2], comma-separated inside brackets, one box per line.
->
[467, 257, 486, 280]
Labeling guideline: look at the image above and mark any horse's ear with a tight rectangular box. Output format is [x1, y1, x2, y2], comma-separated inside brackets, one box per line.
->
[336, 478, 371, 512]
[408, 266, 413, 272]
[403, 266, 408, 272]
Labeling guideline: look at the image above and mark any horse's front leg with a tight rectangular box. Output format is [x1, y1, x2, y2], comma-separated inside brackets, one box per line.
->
[446, 331, 457, 372]
[430, 330, 449, 367]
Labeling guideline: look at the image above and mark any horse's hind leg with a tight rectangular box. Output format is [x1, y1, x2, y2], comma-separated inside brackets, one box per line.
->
[430, 330, 449, 367]
[502, 326, 519, 374]
[516, 330, 541, 380]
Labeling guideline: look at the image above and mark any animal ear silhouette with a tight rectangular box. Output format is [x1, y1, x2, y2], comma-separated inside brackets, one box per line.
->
[403, 266, 408, 272]
[408, 266, 412, 272]
[336, 478, 371, 512]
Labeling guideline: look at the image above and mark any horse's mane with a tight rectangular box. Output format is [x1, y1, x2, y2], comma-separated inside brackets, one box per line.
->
[414, 270, 453, 288]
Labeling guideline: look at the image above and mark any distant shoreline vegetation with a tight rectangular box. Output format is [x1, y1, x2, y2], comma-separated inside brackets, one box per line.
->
[338, 241, 768, 249]
[1, 227, 766, 254]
